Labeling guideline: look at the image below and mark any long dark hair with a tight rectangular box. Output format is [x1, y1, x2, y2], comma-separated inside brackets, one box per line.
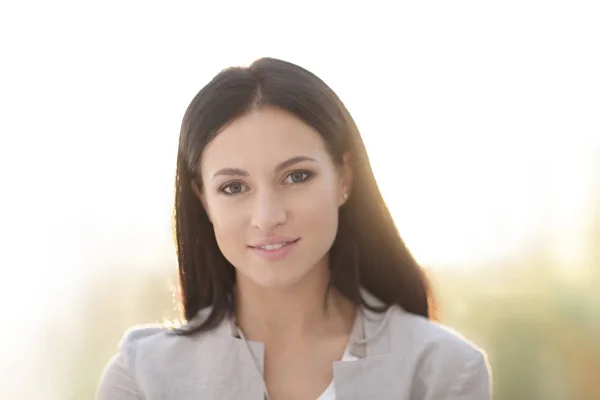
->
[174, 57, 436, 334]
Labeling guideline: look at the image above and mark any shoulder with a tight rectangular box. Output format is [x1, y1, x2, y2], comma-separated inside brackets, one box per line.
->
[116, 309, 216, 371]
[116, 323, 172, 370]
[97, 310, 218, 399]
[360, 290, 486, 363]
[96, 324, 169, 399]
[384, 306, 492, 398]
[386, 305, 485, 359]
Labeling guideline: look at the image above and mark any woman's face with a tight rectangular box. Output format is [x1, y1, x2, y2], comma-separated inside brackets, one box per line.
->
[195, 107, 350, 289]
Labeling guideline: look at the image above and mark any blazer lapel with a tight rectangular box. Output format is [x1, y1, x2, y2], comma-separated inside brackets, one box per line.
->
[200, 338, 266, 400]
[172, 311, 267, 400]
[333, 292, 407, 400]
[333, 354, 402, 400]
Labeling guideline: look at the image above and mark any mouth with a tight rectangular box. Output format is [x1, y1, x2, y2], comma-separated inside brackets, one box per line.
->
[248, 238, 301, 261]
[249, 238, 300, 251]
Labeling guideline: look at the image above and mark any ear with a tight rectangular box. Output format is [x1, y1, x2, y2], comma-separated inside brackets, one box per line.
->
[338, 152, 353, 206]
[191, 179, 212, 222]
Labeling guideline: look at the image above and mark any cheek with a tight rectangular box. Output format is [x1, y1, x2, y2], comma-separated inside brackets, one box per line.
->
[293, 183, 340, 237]
[206, 199, 247, 252]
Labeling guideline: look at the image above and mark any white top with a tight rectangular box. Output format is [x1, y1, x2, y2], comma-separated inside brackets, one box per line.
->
[316, 347, 359, 400]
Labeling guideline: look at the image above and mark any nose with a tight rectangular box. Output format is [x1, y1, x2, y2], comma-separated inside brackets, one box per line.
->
[250, 189, 287, 232]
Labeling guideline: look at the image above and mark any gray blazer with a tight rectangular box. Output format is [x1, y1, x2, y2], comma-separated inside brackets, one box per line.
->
[96, 291, 491, 399]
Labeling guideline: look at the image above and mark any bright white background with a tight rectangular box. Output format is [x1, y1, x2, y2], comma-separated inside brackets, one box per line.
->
[0, 1, 598, 397]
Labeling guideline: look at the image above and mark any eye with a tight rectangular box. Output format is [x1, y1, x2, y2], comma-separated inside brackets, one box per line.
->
[284, 170, 312, 184]
[220, 182, 247, 195]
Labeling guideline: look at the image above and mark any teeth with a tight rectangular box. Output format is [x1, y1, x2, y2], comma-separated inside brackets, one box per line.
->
[260, 242, 289, 250]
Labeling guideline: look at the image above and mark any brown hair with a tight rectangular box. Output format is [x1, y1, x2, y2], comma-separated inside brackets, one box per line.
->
[174, 57, 436, 333]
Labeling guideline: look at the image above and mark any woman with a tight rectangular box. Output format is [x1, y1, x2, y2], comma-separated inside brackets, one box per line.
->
[97, 57, 491, 400]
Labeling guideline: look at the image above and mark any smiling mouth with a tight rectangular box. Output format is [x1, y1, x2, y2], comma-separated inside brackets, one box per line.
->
[250, 238, 300, 251]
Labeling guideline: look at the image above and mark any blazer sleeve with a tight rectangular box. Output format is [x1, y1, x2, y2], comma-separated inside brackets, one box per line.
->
[95, 324, 167, 400]
[95, 352, 145, 400]
[414, 345, 492, 400]
[446, 351, 491, 400]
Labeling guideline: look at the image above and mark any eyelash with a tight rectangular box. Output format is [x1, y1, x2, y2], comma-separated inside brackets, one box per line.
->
[218, 170, 314, 196]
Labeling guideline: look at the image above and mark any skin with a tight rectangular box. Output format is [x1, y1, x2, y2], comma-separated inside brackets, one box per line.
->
[193, 106, 355, 399]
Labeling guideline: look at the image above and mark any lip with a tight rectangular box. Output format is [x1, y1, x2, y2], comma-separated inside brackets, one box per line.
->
[249, 237, 300, 262]
[249, 237, 300, 248]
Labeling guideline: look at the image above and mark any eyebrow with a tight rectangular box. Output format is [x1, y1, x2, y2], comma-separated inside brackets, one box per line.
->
[209, 155, 318, 180]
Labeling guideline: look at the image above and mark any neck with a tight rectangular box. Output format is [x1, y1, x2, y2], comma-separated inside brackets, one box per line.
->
[233, 260, 355, 343]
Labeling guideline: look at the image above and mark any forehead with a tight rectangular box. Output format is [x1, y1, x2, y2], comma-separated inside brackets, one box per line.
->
[200, 107, 330, 172]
